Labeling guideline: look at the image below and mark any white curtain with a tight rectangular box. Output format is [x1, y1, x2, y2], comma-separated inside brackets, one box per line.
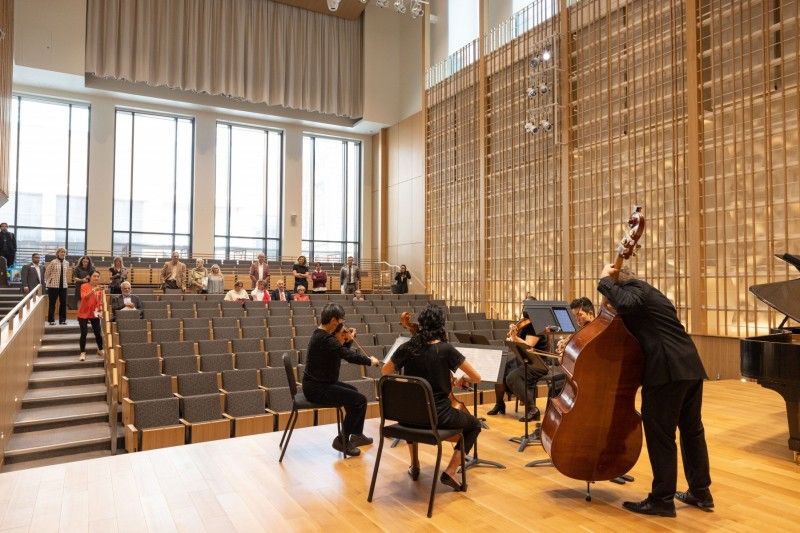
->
[86, 0, 364, 119]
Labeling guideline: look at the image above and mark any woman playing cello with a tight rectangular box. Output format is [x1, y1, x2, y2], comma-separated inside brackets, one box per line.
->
[382, 304, 482, 491]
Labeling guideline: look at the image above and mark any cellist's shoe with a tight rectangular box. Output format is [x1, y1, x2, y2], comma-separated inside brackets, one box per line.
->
[519, 407, 540, 422]
[622, 495, 676, 517]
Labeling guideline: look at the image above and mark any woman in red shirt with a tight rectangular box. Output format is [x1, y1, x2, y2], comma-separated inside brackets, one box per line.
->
[78, 271, 105, 361]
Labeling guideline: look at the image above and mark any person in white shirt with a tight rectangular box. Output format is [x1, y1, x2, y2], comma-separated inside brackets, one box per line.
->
[225, 280, 250, 303]
[250, 279, 268, 302]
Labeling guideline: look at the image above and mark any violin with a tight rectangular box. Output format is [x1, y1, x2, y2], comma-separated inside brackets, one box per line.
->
[399, 312, 471, 413]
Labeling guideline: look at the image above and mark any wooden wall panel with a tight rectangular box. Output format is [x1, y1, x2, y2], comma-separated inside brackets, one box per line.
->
[426, 0, 800, 341]
[0, 0, 13, 205]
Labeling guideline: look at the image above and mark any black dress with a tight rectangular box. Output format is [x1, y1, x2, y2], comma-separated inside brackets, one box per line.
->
[293, 263, 309, 290]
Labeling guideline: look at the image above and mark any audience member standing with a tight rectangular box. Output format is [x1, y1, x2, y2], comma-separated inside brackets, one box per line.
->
[206, 264, 225, 294]
[0, 222, 17, 267]
[292, 255, 310, 291]
[160, 251, 187, 291]
[393, 265, 412, 294]
[108, 256, 128, 294]
[339, 256, 360, 295]
[189, 258, 208, 293]
[77, 271, 104, 362]
[249, 253, 270, 289]
[311, 262, 328, 293]
[21, 253, 45, 294]
[45, 247, 69, 325]
[73, 256, 96, 309]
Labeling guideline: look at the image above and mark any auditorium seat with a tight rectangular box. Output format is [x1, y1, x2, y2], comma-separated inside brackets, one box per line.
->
[196, 301, 221, 309]
[260, 367, 286, 388]
[268, 325, 294, 338]
[124, 397, 185, 452]
[183, 328, 212, 341]
[291, 307, 315, 316]
[268, 349, 297, 367]
[119, 342, 159, 360]
[169, 300, 195, 310]
[200, 354, 235, 375]
[221, 307, 246, 318]
[266, 316, 292, 327]
[375, 333, 399, 346]
[240, 316, 266, 328]
[197, 339, 231, 355]
[212, 316, 239, 329]
[224, 390, 272, 436]
[236, 352, 268, 370]
[177, 372, 219, 396]
[183, 317, 211, 330]
[367, 323, 390, 334]
[213, 326, 240, 340]
[291, 315, 317, 326]
[143, 309, 169, 320]
[160, 340, 196, 357]
[180, 393, 231, 444]
[294, 324, 317, 337]
[120, 330, 149, 345]
[339, 362, 364, 381]
[141, 300, 169, 310]
[116, 316, 146, 331]
[241, 325, 268, 338]
[196, 307, 221, 318]
[152, 328, 181, 343]
[231, 338, 262, 353]
[169, 308, 195, 319]
[123, 357, 161, 379]
[162, 356, 199, 380]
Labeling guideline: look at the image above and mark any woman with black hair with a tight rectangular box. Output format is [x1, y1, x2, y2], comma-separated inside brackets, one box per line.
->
[382, 304, 482, 491]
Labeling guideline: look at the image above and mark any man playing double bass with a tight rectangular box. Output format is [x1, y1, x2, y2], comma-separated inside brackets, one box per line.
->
[598, 264, 713, 517]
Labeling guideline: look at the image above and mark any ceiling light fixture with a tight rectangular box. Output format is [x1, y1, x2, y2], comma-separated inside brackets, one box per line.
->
[410, 0, 424, 18]
[394, 0, 407, 14]
[327, 0, 342, 11]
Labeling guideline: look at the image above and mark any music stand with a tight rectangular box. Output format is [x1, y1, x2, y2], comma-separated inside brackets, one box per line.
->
[452, 343, 507, 470]
[505, 340, 548, 452]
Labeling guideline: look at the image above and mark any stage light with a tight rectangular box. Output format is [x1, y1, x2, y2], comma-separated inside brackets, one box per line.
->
[327, 0, 341, 11]
[394, 0, 407, 13]
[529, 56, 540, 69]
[376, 0, 389, 7]
[410, 0, 424, 18]
[526, 86, 537, 98]
[524, 121, 539, 134]
[541, 119, 552, 132]
[541, 49, 552, 62]
[539, 83, 549, 94]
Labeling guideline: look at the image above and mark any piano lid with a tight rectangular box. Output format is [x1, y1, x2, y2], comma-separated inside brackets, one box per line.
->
[775, 253, 800, 273]
[750, 278, 800, 324]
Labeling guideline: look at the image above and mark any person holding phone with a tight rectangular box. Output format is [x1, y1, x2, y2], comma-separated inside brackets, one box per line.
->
[78, 271, 105, 362]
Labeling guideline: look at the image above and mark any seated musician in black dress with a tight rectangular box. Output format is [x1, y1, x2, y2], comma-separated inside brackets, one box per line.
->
[382, 305, 482, 491]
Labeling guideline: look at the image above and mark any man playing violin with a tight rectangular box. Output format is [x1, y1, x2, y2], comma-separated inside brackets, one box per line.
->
[302, 303, 382, 457]
[382, 305, 482, 491]
[598, 264, 712, 517]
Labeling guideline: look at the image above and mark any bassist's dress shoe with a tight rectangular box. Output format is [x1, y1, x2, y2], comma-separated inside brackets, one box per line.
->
[408, 465, 420, 481]
[675, 490, 714, 511]
[519, 407, 540, 422]
[332, 436, 360, 457]
[349, 434, 373, 447]
[487, 403, 506, 416]
[622, 495, 676, 517]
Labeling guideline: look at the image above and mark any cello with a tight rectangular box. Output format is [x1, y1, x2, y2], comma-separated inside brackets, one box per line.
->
[541, 206, 646, 500]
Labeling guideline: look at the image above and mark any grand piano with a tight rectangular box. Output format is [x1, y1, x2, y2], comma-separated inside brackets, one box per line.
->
[741, 253, 800, 464]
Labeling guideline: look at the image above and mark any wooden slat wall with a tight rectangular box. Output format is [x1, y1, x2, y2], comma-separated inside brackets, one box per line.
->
[426, 0, 800, 340]
[0, 0, 13, 205]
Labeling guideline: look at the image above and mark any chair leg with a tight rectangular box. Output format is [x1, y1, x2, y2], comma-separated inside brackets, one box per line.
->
[279, 409, 299, 463]
[336, 407, 345, 459]
[279, 408, 296, 448]
[367, 432, 385, 502]
[427, 442, 443, 518]
[459, 434, 467, 491]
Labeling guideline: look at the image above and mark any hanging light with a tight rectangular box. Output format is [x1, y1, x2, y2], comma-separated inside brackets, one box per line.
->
[376, 0, 390, 7]
[524, 121, 539, 134]
[538, 83, 549, 94]
[327, 0, 342, 10]
[394, 0, 407, 13]
[410, 0, 424, 18]
[541, 49, 552, 62]
[529, 55, 540, 69]
[526, 86, 537, 98]
[540, 119, 553, 132]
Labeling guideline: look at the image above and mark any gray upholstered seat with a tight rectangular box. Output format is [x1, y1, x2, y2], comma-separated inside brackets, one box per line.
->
[264, 337, 293, 352]
[124, 357, 162, 378]
[232, 338, 262, 353]
[212, 317, 239, 329]
[180, 393, 224, 423]
[183, 317, 211, 330]
[225, 390, 266, 417]
[260, 366, 288, 388]
[169, 308, 195, 319]
[221, 369, 259, 391]
[183, 328, 211, 341]
[267, 325, 294, 338]
[128, 375, 173, 401]
[151, 328, 181, 343]
[162, 355, 198, 376]
[116, 317, 147, 330]
[241, 325, 267, 338]
[266, 387, 293, 412]
[235, 352, 267, 370]
[346, 378, 377, 402]
[293, 325, 317, 338]
[213, 326, 240, 340]
[143, 309, 169, 320]
[134, 397, 181, 429]
[339, 362, 363, 381]
[376, 333, 400, 346]
[197, 339, 230, 355]
[120, 330, 149, 345]
[160, 340, 196, 357]
[199, 353, 234, 373]
[239, 316, 266, 328]
[367, 323, 391, 334]
[221, 307, 246, 318]
[177, 371, 218, 396]
[120, 342, 158, 360]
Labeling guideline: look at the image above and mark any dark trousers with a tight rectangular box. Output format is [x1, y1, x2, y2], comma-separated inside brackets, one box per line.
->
[78, 317, 103, 352]
[343, 283, 357, 295]
[436, 404, 482, 455]
[304, 381, 367, 437]
[641, 379, 712, 500]
[506, 362, 547, 408]
[47, 288, 68, 323]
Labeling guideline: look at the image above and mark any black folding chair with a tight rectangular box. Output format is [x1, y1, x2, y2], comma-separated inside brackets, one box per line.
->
[278, 353, 345, 462]
[367, 375, 466, 518]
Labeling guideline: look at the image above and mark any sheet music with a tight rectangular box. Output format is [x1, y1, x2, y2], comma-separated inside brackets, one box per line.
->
[452, 345, 506, 383]
[383, 335, 411, 363]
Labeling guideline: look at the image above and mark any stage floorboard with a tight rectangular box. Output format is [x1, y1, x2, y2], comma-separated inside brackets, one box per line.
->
[0, 380, 798, 532]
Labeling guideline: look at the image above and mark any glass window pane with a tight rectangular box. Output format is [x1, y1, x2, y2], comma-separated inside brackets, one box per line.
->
[302, 137, 312, 241]
[267, 131, 282, 240]
[346, 142, 359, 243]
[266, 239, 280, 260]
[175, 119, 193, 235]
[113, 232, 130, 255]
[17, 98, 70, 228]
[2, 96, 89, 255]
[214, 236, 227, 259]
[113, 112, 133, 232]
[228, 237, 265, 260]
[313, 138, 345, 241]
[215, 124, 230, 236]
[69, 106, 89, 230]
[114, 110, 194, 255]
[68, 230, 86, 256]
[229, 126, 266, 237]
[130, 114, 176, 234]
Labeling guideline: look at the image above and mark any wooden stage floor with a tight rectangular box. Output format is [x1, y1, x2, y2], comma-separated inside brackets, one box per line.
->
[0, 380, 798, 532]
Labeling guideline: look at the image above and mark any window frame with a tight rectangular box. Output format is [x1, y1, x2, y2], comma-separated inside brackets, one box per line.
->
[111, 107, 195, 256]
[302, 134, 362, 262]
[4, 93, 91, 255]
[214, 121, 284, 259]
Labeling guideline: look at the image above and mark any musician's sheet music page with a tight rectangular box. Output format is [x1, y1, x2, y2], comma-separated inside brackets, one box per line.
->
[453, 346, 505, 383]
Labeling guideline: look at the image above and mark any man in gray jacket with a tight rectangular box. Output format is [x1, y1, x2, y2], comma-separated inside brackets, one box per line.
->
[20, 253, 45, 294]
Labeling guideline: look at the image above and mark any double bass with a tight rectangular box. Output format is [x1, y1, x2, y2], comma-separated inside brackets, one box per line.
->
[541, 206, 646, 499]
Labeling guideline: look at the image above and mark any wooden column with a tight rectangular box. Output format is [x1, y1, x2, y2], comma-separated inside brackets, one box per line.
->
[378, 128, 389, 262]
[684, 0, 706, 334]
[558, 0, 572, 301]
[0, 0, 13, 206]
[478, 0, 488, 314]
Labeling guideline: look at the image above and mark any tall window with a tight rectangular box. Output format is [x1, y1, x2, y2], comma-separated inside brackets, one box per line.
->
[0, 95, 89, 256]
[113, 110, 194, 256]
[214, 123, 283, 259]
[302, 136, 361, 262]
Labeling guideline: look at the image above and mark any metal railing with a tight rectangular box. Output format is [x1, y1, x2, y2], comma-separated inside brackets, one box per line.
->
[0, 285, 41, 344]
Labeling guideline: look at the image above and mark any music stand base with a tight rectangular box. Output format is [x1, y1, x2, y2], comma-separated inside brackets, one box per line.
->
[509, 435, 534, 452]
[526, 458, 552, 467]
[465, 456, 506, 470]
